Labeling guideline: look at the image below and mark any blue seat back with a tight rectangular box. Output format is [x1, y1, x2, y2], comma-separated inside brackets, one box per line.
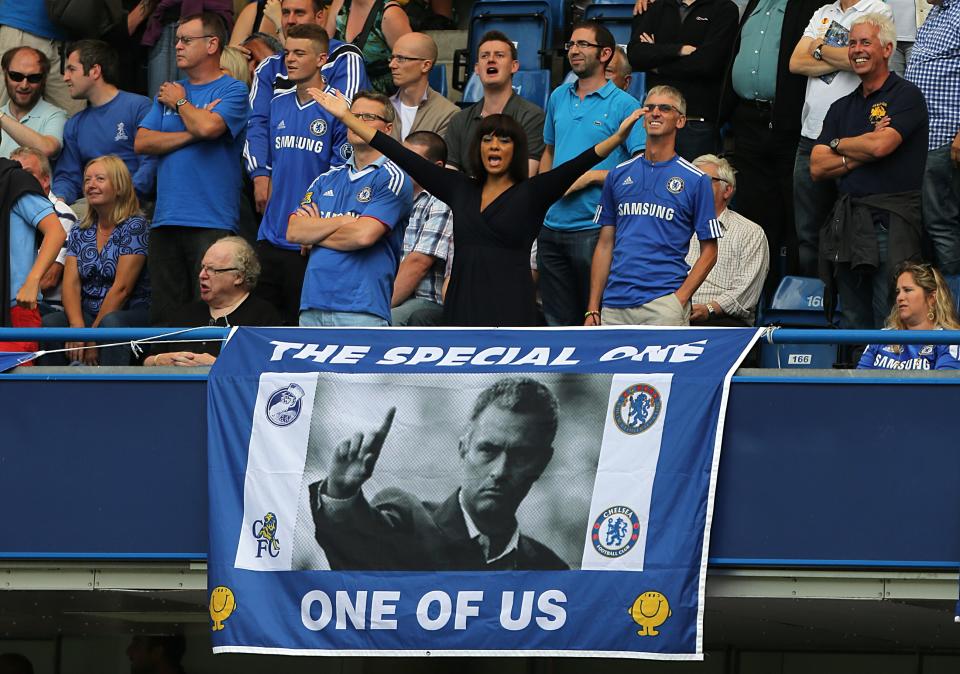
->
[944, 274, 960, 313]
[461, 70, 551, 109]
[468, 1, 553, 72]
[759, 276, 839, 369]
[428, 63, 447, 98]
[583, 2, 634, 47]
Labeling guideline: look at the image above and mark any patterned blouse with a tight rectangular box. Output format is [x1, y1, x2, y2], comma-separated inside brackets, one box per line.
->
[67, 215, 151, 316]
[335, 0, 402, 95]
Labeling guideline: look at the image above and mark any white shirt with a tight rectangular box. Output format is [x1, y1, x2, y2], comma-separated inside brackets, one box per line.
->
[459, 489, 520, 564]
[41, 193, 77, 304]
[799, 0, 894, 140]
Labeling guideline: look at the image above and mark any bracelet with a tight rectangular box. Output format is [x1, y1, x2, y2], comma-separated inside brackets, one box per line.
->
[584, 310, 600, 321]
[841, 155, 849, 171]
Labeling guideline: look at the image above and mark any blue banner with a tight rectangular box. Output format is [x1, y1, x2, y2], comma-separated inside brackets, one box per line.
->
[207, 327, 759, 659]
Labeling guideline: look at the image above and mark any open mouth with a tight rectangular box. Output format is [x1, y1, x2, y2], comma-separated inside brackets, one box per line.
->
[485, 66, 499, 75]
[486, 154, 503, 168]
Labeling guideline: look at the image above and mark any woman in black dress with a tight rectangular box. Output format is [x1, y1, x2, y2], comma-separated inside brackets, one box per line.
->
[310, 87, 643, 327]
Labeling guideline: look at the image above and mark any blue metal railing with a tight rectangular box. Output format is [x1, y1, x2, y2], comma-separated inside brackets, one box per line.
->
[1, 327, 959, 345]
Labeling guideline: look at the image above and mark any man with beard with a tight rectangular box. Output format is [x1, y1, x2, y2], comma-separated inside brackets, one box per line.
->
[0, 47, 66, 160]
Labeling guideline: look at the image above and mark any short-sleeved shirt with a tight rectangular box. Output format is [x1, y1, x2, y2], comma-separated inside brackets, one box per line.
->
[0, 0, 66, 40]
[8, 191, 54, 305]
[858, 340, 960, 370]
[594, 153, 720, 308]
[139, 75, 249, 231]
[66, 215, 151, 316]
[299, 156, 413, 321]
[444, 93, 547, 175]
[403, 189, 453, 305]
[816, 73, 928, 196]
[799, 0, 893, 140]
[259, 87, 348, 251]
[731, 0, 785, 101]
[543, 79, 646, 232]
[0, 98, 67, 160]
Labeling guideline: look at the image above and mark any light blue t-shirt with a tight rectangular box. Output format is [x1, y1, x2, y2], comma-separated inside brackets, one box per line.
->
[0, 98, 67, 161]
[594, 153, 720, 308]
[0, 0, 65, 40]
[139, 76, 249, 231]
[543, 79, 646, 232]
[299, 156, 413, 321]
[259, 88, 348, 251]
[9, 192, 54, 304]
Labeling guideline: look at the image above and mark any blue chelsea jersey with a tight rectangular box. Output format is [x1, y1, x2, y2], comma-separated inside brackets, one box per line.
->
[299, 158, 413, 321]
[259, 88, 349, 250]
[595, 153, 720, 308]
[858, 339, 960, 370]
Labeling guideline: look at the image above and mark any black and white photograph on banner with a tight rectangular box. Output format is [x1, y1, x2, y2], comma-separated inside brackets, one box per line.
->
[290, 374, 612, 571]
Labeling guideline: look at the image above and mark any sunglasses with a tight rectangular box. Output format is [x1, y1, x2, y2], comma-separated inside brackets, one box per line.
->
[7, 71, 43, 84]
[644, 103, 681, 114]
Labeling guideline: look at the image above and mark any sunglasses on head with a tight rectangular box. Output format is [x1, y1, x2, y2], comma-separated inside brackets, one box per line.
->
[7, 71, 43, 84]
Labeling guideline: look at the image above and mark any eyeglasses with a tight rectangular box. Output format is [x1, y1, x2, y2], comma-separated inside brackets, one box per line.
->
[7, 71, 43, 83]
[355, 112, 388, 122]
[564, 40, 603, 51]
[710, 176, 730, 185]
[199, 265, 239, 276]
[175, 34, 215, 45]
[644, 103, 682, 113]
[389, 54, 427, 63]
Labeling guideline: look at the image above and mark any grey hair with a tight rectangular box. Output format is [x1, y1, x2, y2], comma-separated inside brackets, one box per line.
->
[851, 13, 897, 49]
[693, 153, 736, 192]
[216, 235, 261, 290]
[9, 146, 51, 178]
[644, 84, 687, 116]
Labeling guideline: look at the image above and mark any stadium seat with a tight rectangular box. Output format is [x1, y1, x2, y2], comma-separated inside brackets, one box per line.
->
[583, 1, 634, 49]
[429, 63, 448, 98]
[453, 0, 555, 91]
[461, 69, 552, 109]
[759, 276, 840, 369]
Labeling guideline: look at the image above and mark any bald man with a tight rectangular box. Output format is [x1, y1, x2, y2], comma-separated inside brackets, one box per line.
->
[388, 32, 459, 141]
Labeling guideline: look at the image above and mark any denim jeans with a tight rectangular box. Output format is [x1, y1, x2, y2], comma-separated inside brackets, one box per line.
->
[835, 212, 891, 329]
[922, 143, 960, 274]
[299, 309, 388, 327]
[537, 227, 600, 326]
[147, 22, 183, 97]
[794, 136, 837, 277]
[41, 307, 151, 366]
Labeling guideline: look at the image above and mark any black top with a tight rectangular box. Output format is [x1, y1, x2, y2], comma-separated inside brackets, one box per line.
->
[369, 131, 603, 327]
[817, 73, 928, 197]
[627, 0, 740, 120]
[150, 294, 281, 357]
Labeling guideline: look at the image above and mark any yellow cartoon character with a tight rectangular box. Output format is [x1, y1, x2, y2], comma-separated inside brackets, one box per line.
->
[628, 591, 672, 636]
[209, 586, 236, 631]
[869, 102, 888, 125]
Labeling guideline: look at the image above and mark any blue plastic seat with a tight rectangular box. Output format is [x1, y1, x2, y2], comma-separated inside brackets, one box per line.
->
[583, 1, 634, 48]
[428, 63, 447, 98]
[461, 70, 551, 109]
[759, 276, 840, 369]
[467, 1, 554, 71]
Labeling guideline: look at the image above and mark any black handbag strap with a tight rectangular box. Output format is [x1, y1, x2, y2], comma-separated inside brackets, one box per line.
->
[352, 0, 386, 52]
[253, 0, 267, 34]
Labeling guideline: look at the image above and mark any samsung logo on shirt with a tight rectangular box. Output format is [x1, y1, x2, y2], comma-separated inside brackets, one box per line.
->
[873, 354, 931, 370]
[275, 135, 327, 153]
[617, 202, 675, 220]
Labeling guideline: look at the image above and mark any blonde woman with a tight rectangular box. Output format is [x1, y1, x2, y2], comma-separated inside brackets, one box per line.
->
[857, 262, 960, 370]
[42, 156, 151, 366]
[220, 45, 252, 87]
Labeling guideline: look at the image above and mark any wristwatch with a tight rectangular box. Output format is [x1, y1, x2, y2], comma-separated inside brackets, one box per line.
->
[829, 137, 842, 153]
[812, 45, 824, 61]
[175, 97, 188, 110]
[706, 304, 716, 318]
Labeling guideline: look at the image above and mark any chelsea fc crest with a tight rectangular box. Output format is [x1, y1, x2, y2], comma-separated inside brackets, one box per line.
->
[357, 186, 373, 202]
[613, 383, 662, 434]
[340, 143, 354, 161]
[592, 506, 641, 557]
[310, 118, 328, 136]
[265, 383, 305, 427]
[666, 177, 684, 194]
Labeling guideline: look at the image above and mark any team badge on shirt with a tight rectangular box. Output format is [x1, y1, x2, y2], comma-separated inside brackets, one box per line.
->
[300, 191, 313, 205]
[357, 186, 373, 202]
[591, 505, 641, 557]
[919, 345, 934, 356]
[613, 383, 662, 434]
[340, 143, 354, 161]
[310, 118, 328, 136]
[666, 177, 685, 194]
[266, 383, 305, 426]
[869, 103, 888, 124]
[115, 122, 128, 141]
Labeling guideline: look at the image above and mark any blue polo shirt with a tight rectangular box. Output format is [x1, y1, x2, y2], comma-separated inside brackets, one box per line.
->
[543, 80, 646, 232]
[299, 156, 413, 321]
[0, 1, 66, 40]
[9, 193, 55, 305]
[594, 153, 720, 308]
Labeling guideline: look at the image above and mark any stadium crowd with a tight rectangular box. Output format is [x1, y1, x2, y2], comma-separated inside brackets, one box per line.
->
[0, 0, 957, 369]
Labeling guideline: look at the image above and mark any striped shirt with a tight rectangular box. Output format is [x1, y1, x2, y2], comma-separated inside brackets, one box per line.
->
[403, 190, 453, 305]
